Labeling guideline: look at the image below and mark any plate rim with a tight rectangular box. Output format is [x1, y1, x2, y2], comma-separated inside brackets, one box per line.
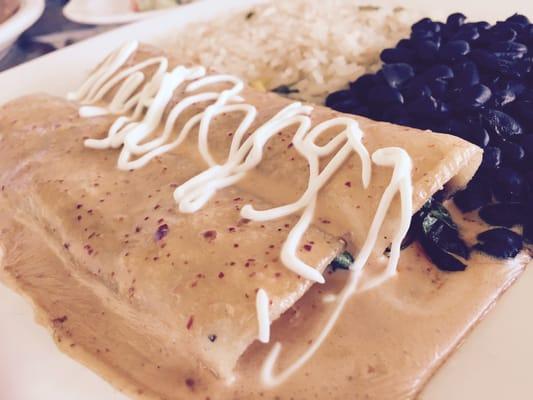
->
[0, 0, 45, 52]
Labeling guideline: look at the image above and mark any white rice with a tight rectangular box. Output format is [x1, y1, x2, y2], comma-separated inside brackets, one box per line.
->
[173, 0, 419, 103]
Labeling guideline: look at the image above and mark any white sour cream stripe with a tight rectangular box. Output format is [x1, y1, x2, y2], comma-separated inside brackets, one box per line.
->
[70, 41, 414, 388]
[256, 289, 271, 344]
[69, 40, 339, 284]
[261, 147, 412, 387]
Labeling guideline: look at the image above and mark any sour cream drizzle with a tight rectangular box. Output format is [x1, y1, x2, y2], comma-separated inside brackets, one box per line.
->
[256, 289, 271, 344]
[69, 41, 413, 387]
[261, 148, 412, 387]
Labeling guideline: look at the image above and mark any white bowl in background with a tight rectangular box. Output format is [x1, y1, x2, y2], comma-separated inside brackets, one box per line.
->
[63, 0, 180, 25]
[0, 0, 45, 58]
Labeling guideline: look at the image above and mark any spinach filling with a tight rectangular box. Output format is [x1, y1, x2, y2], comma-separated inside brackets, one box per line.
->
[329, 198, 472, 273]
[414, 199, 470, 271]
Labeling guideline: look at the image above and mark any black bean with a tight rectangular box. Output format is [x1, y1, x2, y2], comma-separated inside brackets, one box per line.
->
[468, 126, 491, 148]
[380, 47, 414, 64]
[464, 113, 484, 128]
[325, 89, 352, 105]
[521, 88, 533, 101]
[446, 13, 467, 31]
[413, 39, 440, 62]
[481, 109, 522, 138]
[526, 172, 533, 200]
[506, 14, 530, 27]
[475, 21, 491, 31]
[469, 48, 497, 68]
[452, 61, 480, 88]
[524, 173, 533, 196]
[512, 59, 531, 79]
[349, 74, 376, 97]
[497, 79, 527, 97]
[511, 100, 533, 127]
[348, 75, 376, 104]
[491, 87, 516, 107]
[411, 29, 442, 43]
[402, 79, 432, 101]
[504, 56, 526, 74]
[480, 25, 518, 43]
[440, 40, 470, 61]
[350, 105, 372, 119]
[492, 167, 526, 202]
[412, 18, 441, 33]
[479, 203, 525, 227]
[424, 64, 455, 81]
[367, 84, 404, 105]
[437, 101, 451, 116]
[505, 22, 529, 36]
[406, 94, 438, 116]
[474, 228, 523, 259]
[481, 146, 502, 169]
[419, 234, 467, 271]
[511, 61, 531, 82]
[441, 118, 469, 137]
[454, 177, 493, 212]
[427, 79, 448, 98]
[454, 84, 492, 108]
[437, 21, 448, 32]
[271, 85, 299, 95]
[379, 63, 415, 88]
[471, 50, 523, 78]
[515, 135, 533, 158]
[524, 215, 533, 244]
[397, 39, 412, 49]
[488, 41, 528, 60]
[325, 90, 360, 113]
[452, 24, 480, 42]
[522, 25, 533, 45]
[500, 140, 526, 164]
[381, 105, 410, 125]
[427, 220, 470, 259]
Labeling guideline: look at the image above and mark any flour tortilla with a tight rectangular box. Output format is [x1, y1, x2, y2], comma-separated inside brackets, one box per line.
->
[0, 45, 482, 379]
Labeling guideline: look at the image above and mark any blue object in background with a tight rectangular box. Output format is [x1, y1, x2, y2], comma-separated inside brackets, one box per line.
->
[0, 0, 113, 72]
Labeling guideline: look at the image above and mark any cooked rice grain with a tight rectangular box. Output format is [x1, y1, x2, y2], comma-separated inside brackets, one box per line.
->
[173, 0, 419, 103]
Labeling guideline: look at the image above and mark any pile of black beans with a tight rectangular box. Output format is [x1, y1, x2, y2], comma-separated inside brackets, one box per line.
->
[326, 13, 532, 265]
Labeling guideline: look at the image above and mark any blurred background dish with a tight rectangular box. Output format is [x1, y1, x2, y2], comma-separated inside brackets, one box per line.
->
[63, 0, 197, 25]
[0, 0, 114, 72]
[0, 0, 44, 58]
[131, 0, 195, 12]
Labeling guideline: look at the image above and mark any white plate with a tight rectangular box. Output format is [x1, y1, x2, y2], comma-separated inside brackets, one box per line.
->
[63, 0, 194, 25]
[0, 0, 532, 399]
[0, 0, 44, 58]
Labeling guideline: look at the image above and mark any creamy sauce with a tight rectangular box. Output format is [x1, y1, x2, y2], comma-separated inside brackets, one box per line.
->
[68, 40, 415, 382]
[260, 147, 412, 387]
[1, 210, 529, 400]
[0, 43, 516, 400]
